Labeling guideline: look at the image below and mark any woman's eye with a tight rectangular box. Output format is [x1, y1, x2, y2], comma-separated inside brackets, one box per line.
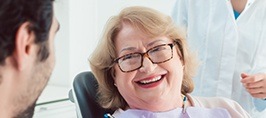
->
[150, 46, 165, 53]
[121, 54, 140, 61]
[121, 55, 133, 61]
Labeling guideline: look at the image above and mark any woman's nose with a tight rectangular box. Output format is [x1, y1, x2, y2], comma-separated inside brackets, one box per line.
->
[139, 56, 157, 73]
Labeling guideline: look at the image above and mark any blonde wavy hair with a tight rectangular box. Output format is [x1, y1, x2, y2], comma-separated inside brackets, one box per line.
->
[89, 6, 198, 110]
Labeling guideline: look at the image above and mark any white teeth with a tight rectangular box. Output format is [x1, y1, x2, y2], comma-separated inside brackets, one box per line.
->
[139, 76, 161, 84]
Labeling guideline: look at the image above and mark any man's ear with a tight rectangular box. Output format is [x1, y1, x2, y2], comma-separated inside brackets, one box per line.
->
[13, 22, 36, 71]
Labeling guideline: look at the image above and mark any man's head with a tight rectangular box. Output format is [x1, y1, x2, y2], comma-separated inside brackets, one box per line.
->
[0, 0, 59, 117]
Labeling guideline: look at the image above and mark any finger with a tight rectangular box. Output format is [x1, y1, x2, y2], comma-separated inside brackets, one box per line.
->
[247, 87, 264, 94]
[241, 73, 252, 83]
[241, 74, 264, 83]
[246, 81, 264, 89]
[241, 73, 249, 79]
[241, 76, 253, 83]
[250, 92, 266, 99]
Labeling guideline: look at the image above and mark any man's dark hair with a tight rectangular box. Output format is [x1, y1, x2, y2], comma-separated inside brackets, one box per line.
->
[0, 0, 54, 65]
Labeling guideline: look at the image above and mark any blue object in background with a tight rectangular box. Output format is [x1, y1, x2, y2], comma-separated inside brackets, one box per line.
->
[253, 98, 266, 112]
[233, 10, 240, 19]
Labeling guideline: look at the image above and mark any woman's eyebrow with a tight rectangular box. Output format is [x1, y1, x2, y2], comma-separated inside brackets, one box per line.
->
[147, 39, 165, 47]
[119, 47, 136, 54]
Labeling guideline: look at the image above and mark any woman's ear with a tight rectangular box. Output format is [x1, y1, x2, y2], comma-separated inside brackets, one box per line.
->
[176, 48, 185, 66]
[111, 68, 117, 86]
[111, 67, 116, 78]
[13, 22, 36, 71]
[181, 58, 185, 68]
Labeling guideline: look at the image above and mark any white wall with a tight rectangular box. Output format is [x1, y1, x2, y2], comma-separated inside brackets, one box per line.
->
[68, 0, 98, 84]
[49, 0, 176, 87]
[97, 0, 176, 37]
[49, 0, 70, 87]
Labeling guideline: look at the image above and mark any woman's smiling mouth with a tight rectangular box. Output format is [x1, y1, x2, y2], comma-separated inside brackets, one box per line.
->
[136, 75, 165, 88]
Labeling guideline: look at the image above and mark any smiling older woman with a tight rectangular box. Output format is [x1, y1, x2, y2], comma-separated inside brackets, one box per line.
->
[89, 6, 250, 118]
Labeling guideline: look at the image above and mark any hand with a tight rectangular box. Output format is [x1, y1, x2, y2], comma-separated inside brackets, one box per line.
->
[241, 73, 266, 99]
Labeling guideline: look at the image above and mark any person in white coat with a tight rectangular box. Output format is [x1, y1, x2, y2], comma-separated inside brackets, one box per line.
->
[172, 0, 266, 117]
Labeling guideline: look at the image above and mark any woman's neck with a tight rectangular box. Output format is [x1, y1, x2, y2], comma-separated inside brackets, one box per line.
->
[231, 0, 248, 13]
[128, 94, 186, 112]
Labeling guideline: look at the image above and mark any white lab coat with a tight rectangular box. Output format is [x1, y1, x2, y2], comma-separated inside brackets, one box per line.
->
[172, 0, 266, 116]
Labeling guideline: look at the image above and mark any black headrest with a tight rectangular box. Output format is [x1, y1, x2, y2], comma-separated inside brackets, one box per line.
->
[73, 71, 113, 118]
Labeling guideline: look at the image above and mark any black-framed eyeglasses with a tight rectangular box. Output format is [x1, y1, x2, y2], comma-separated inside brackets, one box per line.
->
[114, 42, 176, 73]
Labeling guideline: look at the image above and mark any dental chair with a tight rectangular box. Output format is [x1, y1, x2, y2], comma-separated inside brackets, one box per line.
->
[68, 71, 113, 118]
